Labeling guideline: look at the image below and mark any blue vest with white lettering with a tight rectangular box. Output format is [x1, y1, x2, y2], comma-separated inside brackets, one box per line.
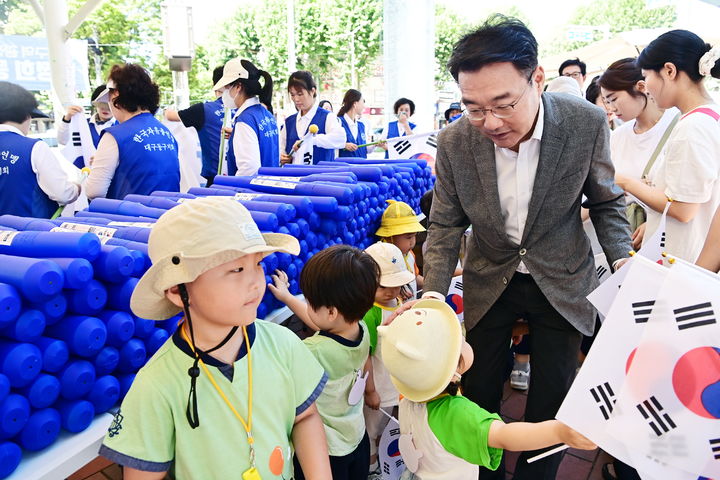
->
[227, 103, 279, 176]
[284, 108, 333, 165]
[102, 113, 180, 200]
[338, 116, 367, 158]
[385, 120, 416, 159]
[197, 98, 224, 178]
[0, 131, 57, 218]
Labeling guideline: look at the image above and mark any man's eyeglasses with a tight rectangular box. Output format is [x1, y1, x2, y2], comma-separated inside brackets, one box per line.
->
[463, 84, 531, 121]
[562, 72, 583, 79]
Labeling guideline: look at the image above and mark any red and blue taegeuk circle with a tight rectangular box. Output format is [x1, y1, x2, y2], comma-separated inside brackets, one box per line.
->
[445, 294, 464, 315]
[671, 346, 720, 420]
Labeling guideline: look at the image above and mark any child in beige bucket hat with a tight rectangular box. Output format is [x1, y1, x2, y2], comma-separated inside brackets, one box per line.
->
[99, 196, 332, 480]
[378, 299, 596, 480]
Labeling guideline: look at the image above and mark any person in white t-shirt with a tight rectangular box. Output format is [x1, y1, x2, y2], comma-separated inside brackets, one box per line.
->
[615, 30, 720, 263]
[696, 205, 720, 273]
[599, 57, 680, 249]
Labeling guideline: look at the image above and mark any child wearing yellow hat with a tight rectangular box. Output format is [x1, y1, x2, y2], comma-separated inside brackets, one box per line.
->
[99, 196, 331, 480]
[378, 299, 596, 479]
[375, 200, 426, 299]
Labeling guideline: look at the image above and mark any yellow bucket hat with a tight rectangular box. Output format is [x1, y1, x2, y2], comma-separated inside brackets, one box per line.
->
[377, 299, 462, 402]
[375, 200, 426, 238]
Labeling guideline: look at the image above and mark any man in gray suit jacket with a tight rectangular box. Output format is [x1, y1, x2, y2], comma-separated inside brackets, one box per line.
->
[423, 16, 632, 479]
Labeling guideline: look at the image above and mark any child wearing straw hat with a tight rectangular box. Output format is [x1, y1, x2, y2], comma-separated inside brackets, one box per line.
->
[98, 196, 331, 480]
[378, 299, 596, 480]
[269, 244, 379, 480]
[361, 241, 416, 478]
[376, 200, 426, 299]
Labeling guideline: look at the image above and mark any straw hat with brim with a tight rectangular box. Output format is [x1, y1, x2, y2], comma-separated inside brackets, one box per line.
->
[365, 242, 415, 287]
[375, 200, 426, 237]
[377, 299, 462, 402]
[212, 58, 253, 92]
[130, 196, 300, 320]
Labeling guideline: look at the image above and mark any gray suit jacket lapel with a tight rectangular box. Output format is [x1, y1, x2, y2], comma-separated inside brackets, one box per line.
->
[470, 129, 508, 240]
[522, 95, 567, 243]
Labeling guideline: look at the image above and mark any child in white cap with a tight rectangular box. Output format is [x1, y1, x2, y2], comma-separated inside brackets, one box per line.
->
[378, 299, 596, 479]
[99, 196, 331, 480]
[269, 244, 379, 480]
[375, 200, 426, 299]
[362, 241, 416, 478]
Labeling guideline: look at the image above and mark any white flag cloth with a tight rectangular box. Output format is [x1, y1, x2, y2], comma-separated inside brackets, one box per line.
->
[558, 256, 700, 478]
[445, 276, 464, 323]
[162, 120, 202, 193]
[291, 131, 316, 165]
[61, 114, 96, 167]
[587, 203, 671, 317]
[378, 419, 406, 480]
[606, 261, 720, 478]
[386, 130, 439, 162]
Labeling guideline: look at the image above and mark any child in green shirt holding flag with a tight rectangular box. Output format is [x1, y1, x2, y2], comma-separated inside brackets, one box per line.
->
[379, 299, 596, 480]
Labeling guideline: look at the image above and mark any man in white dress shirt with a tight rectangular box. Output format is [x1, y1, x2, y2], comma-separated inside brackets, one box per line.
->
[422, 16, 631, 480]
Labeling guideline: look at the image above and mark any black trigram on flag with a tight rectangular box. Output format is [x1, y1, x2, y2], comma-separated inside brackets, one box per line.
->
[636, 396, 676, 436]
[454, 281, 463, 291]
[673, 302, 716, 330]
[302, 152, 313, 165]
[71, 131, 82, 147]
[590, 382, 615, 420]
[660, 232, 666, 249]
[632, 300, 655, 324]
[710, 438, 720, 460]
[426, 135, 438, 149]
[393, 139, 412, 155]
[596, 265, 608, 279]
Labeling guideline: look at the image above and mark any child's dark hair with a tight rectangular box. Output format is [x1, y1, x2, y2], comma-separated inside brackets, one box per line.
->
[227, 59, 274, 114]
[585, 76, 602, 104]
[420, 189, 434, 219]
[300, 245, 380, 321]
[107, 63, 160, 113]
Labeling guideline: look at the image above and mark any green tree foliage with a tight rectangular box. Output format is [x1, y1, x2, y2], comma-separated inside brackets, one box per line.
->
[434, 4, 472, 85]
[546, 0, 676, 54]
[207, 0, 382, 107]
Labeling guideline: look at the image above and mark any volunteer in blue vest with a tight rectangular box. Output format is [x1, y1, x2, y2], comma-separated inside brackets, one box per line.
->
[164, 66, 226, 186]
[318, 99, 334, 112]
[0, 81, 80, 217]
[213, 58, 279, 176]
[279, 70, 345, 165]
[84, 63, 180, 200]
[381, 97, 416, 158]
[57, 84, 116, 168]
[337, 88, 368, 158]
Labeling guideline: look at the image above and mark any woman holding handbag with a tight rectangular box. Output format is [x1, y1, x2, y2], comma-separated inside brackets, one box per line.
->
[614, 31, 720, 263]
[599, 58, 680, 250]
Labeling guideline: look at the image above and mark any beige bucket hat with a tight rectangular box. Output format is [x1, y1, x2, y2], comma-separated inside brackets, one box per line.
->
[130, 196, 299, 320]
[365, 242, 415, 287]
[377, 299, 462, 402]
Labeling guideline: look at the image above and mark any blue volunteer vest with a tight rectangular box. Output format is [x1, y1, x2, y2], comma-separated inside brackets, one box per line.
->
[197, 98, 224, 178]
[338, 116, 367, 158]
[385, 120, 416, 159]
[102, 113, 180, 200]
[0, 131, 57, 218]
[284, 108, 333, 165]
[227, 102, 279, 176]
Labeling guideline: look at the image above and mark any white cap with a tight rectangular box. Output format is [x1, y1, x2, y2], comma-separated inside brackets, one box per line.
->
[365, 242, 415, 288]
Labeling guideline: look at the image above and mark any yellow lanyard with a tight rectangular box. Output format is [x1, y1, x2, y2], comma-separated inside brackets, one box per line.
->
[180, 324, 255, 450]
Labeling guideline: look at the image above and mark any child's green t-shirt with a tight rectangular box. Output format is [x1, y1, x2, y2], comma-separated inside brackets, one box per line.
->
[302, 322, 370, 456]
[99, 320, 327, 480]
